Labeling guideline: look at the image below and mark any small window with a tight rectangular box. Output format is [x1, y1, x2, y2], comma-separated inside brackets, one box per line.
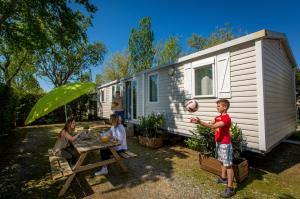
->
[194, 65, 213, 96]
[101, 89, 105, 102]
[149, 73, 158, 102]
[112, 85, 115, 99]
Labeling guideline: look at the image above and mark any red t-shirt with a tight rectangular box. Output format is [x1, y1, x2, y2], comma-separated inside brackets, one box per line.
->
[214, 114, 231, 144]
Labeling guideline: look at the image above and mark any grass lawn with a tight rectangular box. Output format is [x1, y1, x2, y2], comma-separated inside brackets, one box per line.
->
[0, 122, 300, 198]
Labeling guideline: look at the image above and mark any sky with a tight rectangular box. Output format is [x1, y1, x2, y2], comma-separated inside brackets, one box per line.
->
[39, 0, 300, 91]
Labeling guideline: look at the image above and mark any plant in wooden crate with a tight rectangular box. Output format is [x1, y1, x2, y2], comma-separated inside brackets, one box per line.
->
[185, 123, 248, 182]
[137, 113, 164, 148]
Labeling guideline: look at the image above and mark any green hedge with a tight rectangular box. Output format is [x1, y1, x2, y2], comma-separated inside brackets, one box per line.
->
[0, 84, 17, 134]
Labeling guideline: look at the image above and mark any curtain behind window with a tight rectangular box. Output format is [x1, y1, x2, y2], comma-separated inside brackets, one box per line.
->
[195, 65, 212, 96]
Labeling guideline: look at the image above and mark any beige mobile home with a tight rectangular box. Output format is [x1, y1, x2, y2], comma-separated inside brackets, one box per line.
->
[97, 29, 297, 153]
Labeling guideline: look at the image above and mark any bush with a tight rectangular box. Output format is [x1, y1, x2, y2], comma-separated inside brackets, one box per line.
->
[137, 113, 164, 138]
[83, 124, 90, 129]
[185, 123, 245, 160]
[0, 84, 17, 134]
[15, 92, 44, 126]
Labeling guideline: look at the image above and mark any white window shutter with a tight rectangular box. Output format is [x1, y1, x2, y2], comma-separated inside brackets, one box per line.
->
[119, 82, 124, 97]
[184, 63, 192, 99]
[217, 52, 231, 98]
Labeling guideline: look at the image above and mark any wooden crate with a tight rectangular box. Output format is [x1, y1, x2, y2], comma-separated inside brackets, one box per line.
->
[199, 154, 248, 183]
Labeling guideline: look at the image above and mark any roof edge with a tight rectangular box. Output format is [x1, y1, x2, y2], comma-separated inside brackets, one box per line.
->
[98, 29, 297, 89]
[177, 29, 267, 63]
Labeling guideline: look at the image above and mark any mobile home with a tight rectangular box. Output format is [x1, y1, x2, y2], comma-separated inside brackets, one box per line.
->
[97, 29, 297, 153]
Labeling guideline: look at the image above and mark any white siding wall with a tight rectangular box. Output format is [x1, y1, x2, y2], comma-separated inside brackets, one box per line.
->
[97, 39, 296, 152]
[98, 86, 114, 119]
[262, 39, 296, 150]
[144, 42, 260, 150]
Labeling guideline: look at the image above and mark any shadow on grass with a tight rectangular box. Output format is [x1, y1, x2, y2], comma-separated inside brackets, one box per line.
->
[84, 137, 190, 196]
[244, 142, 300, 174]
[235, 142, 300, 197]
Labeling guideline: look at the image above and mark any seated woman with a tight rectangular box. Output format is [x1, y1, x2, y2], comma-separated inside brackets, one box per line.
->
[52, 117, 81, 164]
[95, 113, 127, 176]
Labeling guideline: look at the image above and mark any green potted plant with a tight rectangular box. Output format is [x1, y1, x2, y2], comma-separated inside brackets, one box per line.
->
[83, 124, 90, 133]
[137, 113, 164, 148]
[185, 123, 248, 183]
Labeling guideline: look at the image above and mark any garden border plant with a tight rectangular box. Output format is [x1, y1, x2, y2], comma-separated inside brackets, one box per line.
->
[185, 123, 249, 183]
[136, 112, 165, 148]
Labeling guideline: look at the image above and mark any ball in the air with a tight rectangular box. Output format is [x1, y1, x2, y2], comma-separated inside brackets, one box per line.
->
[185, 100, 198, 112]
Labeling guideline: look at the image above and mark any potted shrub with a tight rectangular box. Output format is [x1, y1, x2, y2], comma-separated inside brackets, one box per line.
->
[185, 123, 248, 183]
[137, 113, 164, 148]
[83, 124, 90, 133]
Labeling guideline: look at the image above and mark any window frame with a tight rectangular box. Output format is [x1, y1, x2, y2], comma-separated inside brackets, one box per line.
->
[191, 57, 216, 98]
[100, 89, 105, 102]
[148, 72, 159, 103]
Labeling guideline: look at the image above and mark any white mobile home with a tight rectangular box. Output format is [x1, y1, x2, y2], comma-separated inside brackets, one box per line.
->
[97, 29, 297, 153]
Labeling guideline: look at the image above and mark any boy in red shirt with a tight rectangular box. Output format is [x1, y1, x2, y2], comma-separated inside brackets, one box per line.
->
[191, 99, 234, 198]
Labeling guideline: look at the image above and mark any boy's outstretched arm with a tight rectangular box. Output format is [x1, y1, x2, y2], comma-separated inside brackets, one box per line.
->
[191, 117, 224, 129]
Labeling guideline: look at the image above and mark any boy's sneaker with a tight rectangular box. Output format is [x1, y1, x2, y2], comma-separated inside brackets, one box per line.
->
[94, 167, 108, 176]
[220, 187, 235, 198]
[216, 177, 228, 185]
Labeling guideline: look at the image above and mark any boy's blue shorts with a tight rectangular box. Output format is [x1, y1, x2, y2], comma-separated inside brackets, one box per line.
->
[216, 143, 233, 167]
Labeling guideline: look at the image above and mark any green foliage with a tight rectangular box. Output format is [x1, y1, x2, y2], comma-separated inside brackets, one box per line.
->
[185, 123, 245, 160]
[0, 0, 97, 86]
[185, 125, 216, 157]
[95, 74, 104, 85]
[0, 83, 17, 134]
[137, 113, 164, 138]
[15, 91, 44, 126]
[100, 50, 131, 83]
[0, 48, 36, 86]
[155, 36, 182, 66]
[83, 124, 90, 129]
[68, 94, 90, 121]
[129, 16, 155, 74]
[230, 123, 246, 160]
[36, 41, 106, 87]
[187, 24, 236, 51]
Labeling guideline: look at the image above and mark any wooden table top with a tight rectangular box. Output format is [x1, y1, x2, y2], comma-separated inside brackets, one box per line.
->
[72, 132, 120, 154]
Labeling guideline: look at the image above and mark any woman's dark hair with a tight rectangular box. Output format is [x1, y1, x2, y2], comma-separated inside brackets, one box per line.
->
[58, 117, 75, 137]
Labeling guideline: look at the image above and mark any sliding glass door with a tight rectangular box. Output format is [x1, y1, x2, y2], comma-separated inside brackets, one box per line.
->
[125, 80, 137, 120]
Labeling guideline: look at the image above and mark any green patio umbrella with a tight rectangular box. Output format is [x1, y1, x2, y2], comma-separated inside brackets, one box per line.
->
[25, 82, 96, 125]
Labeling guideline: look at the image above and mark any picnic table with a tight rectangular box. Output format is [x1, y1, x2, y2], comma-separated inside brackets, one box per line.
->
[57, 130, 128, 197]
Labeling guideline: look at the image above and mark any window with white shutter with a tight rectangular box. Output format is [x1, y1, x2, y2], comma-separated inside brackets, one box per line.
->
[191, 57, 216, 98]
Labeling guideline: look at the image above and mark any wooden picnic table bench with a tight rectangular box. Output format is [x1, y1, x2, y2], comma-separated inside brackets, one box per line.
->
[119, 150, 137, 159]
[53, 129, 135, 197]
[48, 149, 73, 180]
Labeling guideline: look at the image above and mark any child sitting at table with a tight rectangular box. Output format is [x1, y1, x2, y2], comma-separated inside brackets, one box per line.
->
[95, 113, 127, 176]
[52, 117, 81, 164]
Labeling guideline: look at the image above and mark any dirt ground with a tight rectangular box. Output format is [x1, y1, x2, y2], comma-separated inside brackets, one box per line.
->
[0, 123, 300, 199]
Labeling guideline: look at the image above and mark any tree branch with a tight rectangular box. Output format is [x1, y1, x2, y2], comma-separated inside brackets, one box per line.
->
[7, 50, 29, 84]
[0, 0, 17, 32]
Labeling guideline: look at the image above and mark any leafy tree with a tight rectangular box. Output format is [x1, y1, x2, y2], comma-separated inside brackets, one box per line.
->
[129, 16, 155, 74]
[155, 36, 182, 66]
[188, 24, 236, 51]
[95, 74, 104, 85]
[36, 41, 106, 87]
[100, 50, 131, 83]
[0, 0, 97, 87]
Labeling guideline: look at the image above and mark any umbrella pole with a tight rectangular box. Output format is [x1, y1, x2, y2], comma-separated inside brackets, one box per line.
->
[64, 105, 68, 121]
